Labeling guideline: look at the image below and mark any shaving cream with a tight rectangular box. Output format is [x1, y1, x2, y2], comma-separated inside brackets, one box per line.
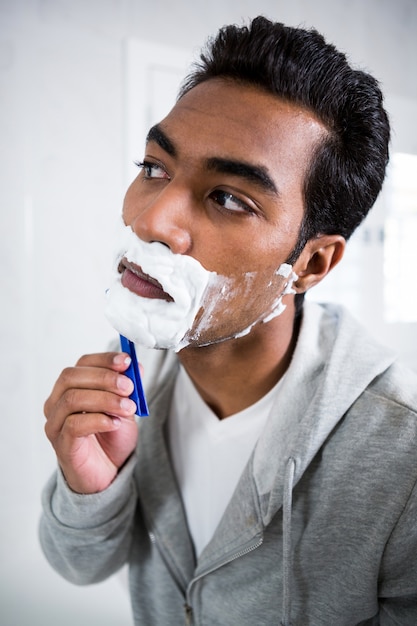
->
[105, 223, 298, 352]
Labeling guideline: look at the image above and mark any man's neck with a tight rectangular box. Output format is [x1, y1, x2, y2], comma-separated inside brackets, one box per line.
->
[178, 303, 300, 419]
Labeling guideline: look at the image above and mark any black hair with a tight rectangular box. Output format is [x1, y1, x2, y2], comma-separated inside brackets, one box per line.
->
[179, 16, 390, 259]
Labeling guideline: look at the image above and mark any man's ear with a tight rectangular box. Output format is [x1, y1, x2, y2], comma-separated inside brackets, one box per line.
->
[292, 234, 346, 293]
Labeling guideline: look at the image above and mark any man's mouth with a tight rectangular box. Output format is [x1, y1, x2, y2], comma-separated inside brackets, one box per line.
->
[118, 258, 173, 301]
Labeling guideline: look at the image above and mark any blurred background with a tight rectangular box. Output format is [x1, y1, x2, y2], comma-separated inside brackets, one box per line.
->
[1, 1, 416, 624]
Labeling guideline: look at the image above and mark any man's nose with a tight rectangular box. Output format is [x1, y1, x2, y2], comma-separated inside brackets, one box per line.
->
[128, 183, 193, 254]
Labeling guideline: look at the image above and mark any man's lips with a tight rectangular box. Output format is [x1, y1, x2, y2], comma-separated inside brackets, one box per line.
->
[118, 258, 173, 301]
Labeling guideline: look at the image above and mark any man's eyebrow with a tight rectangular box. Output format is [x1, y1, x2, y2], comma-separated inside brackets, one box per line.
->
[146, 124, 177, 157]
[205, 157, 279, 195]
[145, 125, 278, 195]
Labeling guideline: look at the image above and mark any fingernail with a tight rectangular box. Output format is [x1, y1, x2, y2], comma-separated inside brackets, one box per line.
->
[120, 397, 136, 412]
[117, 375, 133, 392]
[114, 353, 131, 367]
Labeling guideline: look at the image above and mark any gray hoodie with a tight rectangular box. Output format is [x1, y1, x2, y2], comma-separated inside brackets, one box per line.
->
[40, 302, 417, 625]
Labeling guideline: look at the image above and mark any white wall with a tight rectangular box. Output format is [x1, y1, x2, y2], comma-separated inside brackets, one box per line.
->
[1, 1, 416, 623]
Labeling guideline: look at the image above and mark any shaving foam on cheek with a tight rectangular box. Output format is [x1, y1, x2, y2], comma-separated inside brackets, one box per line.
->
[105, 225, 217, 351]
[184, 262, 299, 345]
[262, 263, 298, 323]
[229, 262, 298, 339]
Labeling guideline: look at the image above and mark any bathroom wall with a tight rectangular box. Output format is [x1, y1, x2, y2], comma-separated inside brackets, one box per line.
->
[1, 1, 416, 623]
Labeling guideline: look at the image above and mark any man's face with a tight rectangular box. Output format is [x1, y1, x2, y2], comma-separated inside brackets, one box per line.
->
[120, 78, 326, 349]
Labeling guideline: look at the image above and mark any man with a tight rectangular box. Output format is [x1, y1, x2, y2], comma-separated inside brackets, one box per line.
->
[40, 16, 417, 625]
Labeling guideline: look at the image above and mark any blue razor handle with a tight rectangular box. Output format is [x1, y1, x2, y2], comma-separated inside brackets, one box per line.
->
[119, 334, 149, 417]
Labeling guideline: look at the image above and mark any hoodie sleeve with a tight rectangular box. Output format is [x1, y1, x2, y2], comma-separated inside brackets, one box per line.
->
[39, 455, 137, 585]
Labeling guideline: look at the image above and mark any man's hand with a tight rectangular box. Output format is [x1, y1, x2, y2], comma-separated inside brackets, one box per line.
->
[44, 352, 139, 494]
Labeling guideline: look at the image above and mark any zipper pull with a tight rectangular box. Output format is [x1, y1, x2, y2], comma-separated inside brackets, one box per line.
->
[184, 603, 193, 625]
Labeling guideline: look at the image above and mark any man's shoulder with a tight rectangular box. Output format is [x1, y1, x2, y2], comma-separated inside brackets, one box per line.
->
[366, 358, 417, 417]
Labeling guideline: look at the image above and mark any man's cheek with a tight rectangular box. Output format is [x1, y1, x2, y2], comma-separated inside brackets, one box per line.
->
[184, 267, 296, 346]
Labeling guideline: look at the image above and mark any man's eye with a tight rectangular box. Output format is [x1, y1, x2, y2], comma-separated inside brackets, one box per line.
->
[135, 160, 169, 179]
[210, 190, 254, 214]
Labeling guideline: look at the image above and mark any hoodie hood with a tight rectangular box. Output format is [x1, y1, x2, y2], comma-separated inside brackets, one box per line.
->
[253, 301, 396, 526]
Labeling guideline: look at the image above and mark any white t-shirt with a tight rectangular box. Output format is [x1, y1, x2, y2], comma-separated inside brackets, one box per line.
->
[168, 366, 282, 557]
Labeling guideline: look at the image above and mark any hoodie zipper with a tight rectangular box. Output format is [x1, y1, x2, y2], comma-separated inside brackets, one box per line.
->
[149, 530, 196, 626]
[184, 536, 264, 622]
[151, 532, 263, 624]
[149, 532, 263, 625]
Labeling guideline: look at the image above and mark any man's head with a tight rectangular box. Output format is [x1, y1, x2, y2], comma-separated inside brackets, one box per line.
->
[107, 17, 390, 350]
